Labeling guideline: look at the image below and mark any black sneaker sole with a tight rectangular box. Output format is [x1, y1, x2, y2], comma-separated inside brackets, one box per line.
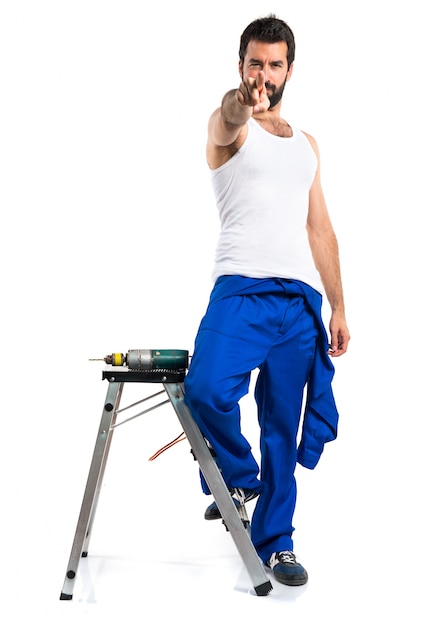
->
[204, 491, 259, 520]
[266, 565, 309, 586]
[272, 572, 308, 586]
[204, 498, 240, 520]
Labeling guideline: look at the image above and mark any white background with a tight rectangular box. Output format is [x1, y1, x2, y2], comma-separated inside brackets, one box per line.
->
[1, 1, 427, 624]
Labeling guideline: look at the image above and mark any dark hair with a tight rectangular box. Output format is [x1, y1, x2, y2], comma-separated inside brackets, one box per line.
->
[239, 14, 295, 67]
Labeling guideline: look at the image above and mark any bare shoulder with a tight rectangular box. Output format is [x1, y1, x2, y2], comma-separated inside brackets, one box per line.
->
[206, 110, 248, 170]
[301, 130, 320, 159]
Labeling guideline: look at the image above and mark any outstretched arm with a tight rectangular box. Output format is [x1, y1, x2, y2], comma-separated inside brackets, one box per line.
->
[207, 72, 270, 169]
[305, 133, 350, 357]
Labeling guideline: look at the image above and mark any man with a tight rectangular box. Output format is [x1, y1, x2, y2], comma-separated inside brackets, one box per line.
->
[184, 15, 350, 587]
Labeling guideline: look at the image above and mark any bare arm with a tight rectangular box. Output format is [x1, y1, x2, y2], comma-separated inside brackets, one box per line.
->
[207, 72, 270, 169]
[305, 133, 350, 357]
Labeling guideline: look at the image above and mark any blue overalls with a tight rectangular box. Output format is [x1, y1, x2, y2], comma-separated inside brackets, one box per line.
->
[184, 275, 338, 563]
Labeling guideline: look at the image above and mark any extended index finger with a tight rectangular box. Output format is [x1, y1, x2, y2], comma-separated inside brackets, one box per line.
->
[256, 71, 266, 93]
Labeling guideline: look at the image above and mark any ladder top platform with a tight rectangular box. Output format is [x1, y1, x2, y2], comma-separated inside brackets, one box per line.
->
[102, 367, 186, 384]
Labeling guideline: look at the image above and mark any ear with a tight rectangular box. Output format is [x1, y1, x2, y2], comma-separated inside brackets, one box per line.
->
[238, 59, 243, 79]
[286, 62, 294, 82]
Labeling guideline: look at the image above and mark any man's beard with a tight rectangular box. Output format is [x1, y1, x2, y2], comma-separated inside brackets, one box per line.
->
[266, 78, 287, 109]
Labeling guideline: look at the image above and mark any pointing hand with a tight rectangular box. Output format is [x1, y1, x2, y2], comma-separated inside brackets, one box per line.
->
[237, 71, 270, 113]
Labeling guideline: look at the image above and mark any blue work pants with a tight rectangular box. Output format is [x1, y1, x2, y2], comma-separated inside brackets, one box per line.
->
[184, 277, 320, 562]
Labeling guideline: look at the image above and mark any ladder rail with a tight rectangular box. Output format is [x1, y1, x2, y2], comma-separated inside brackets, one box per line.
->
[59, 381, 123, 600]
[163, 382, 272, 596]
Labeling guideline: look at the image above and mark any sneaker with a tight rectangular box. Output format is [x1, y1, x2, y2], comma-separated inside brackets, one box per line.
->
[204, 488, 259, 520]
[266, 551, 308, 586]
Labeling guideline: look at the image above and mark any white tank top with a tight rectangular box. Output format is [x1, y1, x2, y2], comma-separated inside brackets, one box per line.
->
[211, 117, 323, 293]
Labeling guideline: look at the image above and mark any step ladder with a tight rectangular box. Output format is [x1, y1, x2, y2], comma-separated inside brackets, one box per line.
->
[59, 349, 272, 599]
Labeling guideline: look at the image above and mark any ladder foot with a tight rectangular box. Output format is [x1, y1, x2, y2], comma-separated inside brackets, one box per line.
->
[254, 580, 273, 596]
[60, 592, 73, 601]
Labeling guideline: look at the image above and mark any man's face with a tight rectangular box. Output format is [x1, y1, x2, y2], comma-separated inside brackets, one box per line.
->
[239, 40, 292, 110]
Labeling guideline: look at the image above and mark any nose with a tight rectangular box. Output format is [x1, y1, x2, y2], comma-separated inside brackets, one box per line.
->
[262, 62, 272, 81]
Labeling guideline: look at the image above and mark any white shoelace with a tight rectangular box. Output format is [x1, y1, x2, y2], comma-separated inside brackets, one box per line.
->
[269, 551, 297, 568]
